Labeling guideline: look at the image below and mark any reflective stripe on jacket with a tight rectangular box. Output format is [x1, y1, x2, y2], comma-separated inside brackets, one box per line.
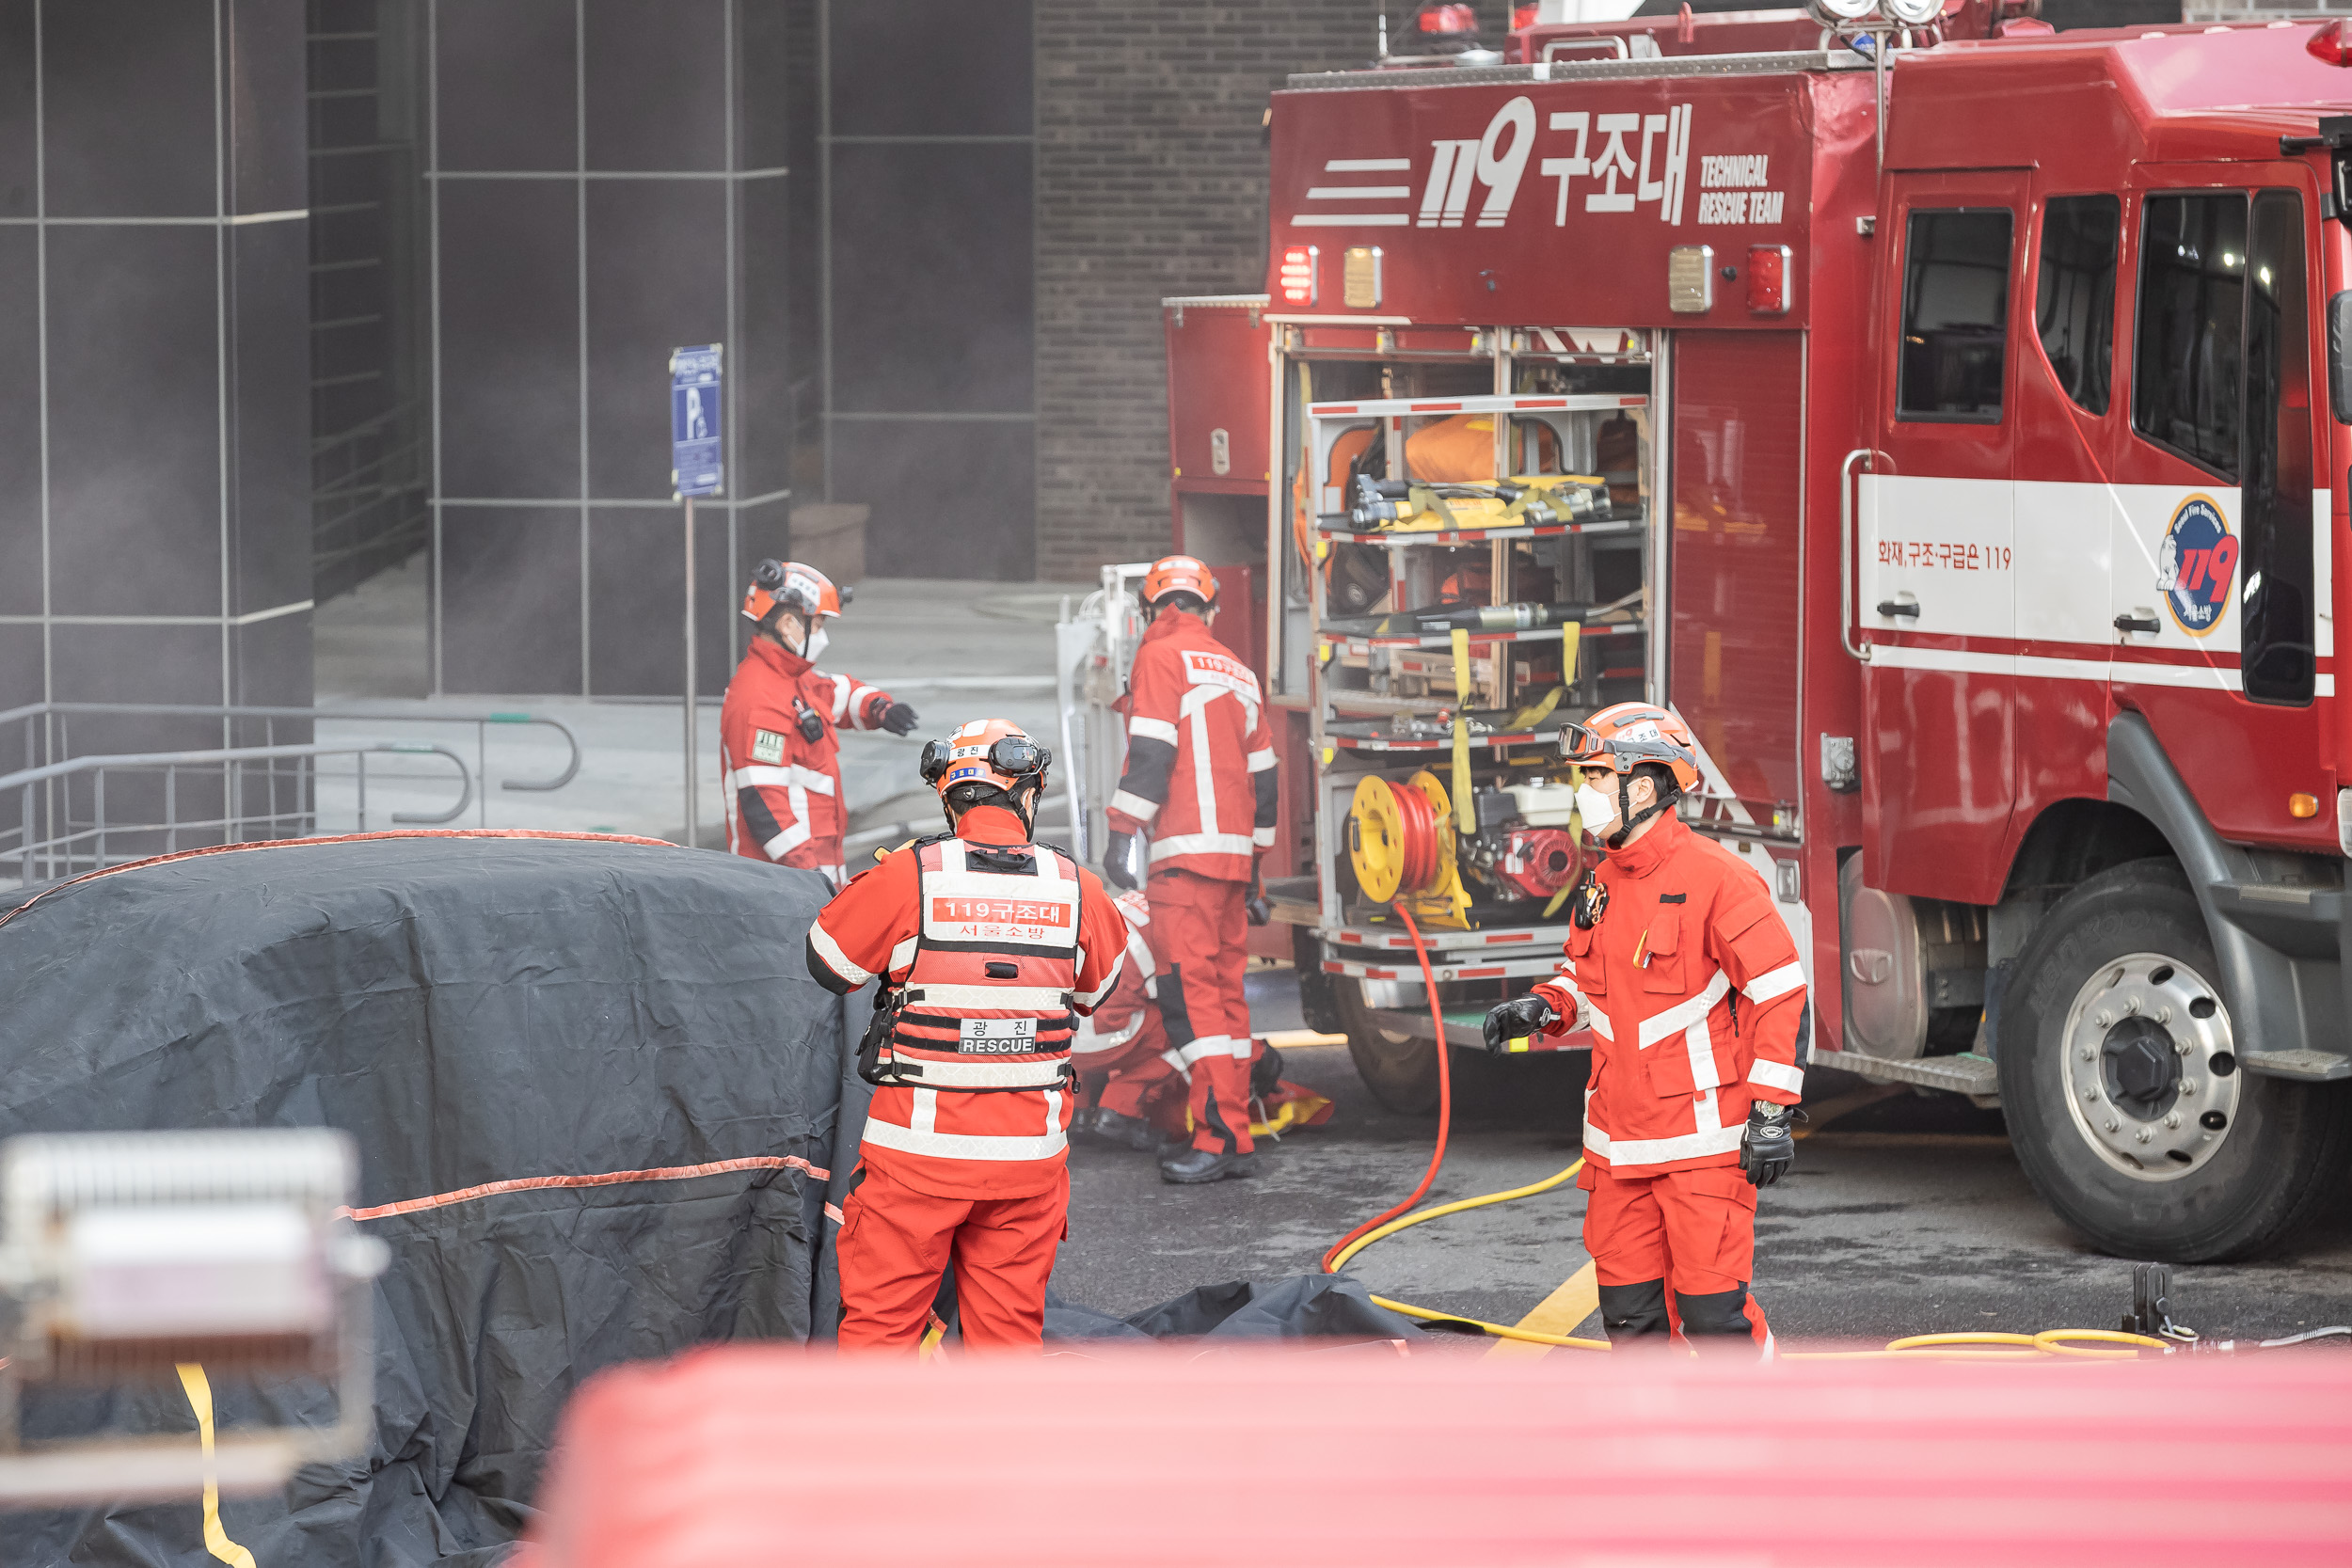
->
[1104, 610, 1278, 881]
[806, 804, 1129, 1199]
[1531, 813, 1807, 1178]
[718, 638, 899, 883]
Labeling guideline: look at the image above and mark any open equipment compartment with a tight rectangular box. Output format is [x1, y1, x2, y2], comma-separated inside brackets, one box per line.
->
[1275, 326, 1673, 1100]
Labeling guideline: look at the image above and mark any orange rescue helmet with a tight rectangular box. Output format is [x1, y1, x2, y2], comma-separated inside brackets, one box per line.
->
[1561, 703, 1701, 794]
[1141, 555, 1218, 610]
[741, 559, 851, 628]
[920, 718, 1053, 804]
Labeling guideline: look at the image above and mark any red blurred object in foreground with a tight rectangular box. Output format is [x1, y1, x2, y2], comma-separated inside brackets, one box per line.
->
[518, 1344, 2352, 1567]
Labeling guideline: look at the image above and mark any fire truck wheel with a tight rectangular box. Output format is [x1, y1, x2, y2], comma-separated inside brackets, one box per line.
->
[1997, 860, 2352, 1263]
[1331, 976, 1443, 1115]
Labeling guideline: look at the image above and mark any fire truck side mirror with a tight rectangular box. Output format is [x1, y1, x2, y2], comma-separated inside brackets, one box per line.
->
[2329, 291, 2352, 426]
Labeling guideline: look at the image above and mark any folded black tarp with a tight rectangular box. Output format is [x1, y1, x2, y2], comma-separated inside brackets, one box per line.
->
[1043, 1274, 1430, 1344]
[0, 834, 849, 1568]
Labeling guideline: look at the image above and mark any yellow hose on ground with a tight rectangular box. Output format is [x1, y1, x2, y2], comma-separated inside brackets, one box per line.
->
[1329, 931, 2186, 1361]
[1329, 1156, 1608, 1350]
[1339, 1161, 2177, 1359]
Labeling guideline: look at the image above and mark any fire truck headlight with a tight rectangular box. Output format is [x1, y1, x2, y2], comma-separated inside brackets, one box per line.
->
[1882, 0, 1942, 26]
[1808, 0, 1879, 24]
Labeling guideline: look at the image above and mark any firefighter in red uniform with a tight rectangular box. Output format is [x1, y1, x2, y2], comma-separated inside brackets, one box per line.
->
[1102, 556, 1280, 1184]
[1068, 891, 1184, 1147]
[1071, 891, 1297, 1152]
[720, 560, 918, 884]
[1483, 705, 1806, 1355]
[806, 719, 1129, 1351]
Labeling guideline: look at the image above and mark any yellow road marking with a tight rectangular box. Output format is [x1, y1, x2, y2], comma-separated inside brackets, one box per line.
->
[174, 1364, 259, 1568]
[1486, 1259, 1599, 1359]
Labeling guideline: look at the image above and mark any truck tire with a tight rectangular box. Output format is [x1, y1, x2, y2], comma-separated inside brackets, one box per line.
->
[1997, 859, 2352, 1262]
[1331, 974, 1443, 1114]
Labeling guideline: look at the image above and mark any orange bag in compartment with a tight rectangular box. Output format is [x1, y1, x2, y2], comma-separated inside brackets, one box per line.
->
[1404, 413, 1497, 483]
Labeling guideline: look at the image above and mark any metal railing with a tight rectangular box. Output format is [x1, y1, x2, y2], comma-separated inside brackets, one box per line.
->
[1, 703, 580, 831]
[0, 741, 471, 887]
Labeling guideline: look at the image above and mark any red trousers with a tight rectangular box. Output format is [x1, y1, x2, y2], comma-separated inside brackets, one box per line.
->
[1144, 868, 1253, 1154]
[835, 1160, 1068, 1352]
[1581, 1163, 1771, 1346]
[1090, 1036, 1268, 1127]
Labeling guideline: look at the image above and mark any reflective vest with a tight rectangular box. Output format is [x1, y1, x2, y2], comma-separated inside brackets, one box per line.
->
[869, 837, 1087, 1094]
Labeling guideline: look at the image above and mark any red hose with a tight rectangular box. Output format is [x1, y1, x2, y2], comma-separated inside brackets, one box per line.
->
[1391, 777, 1438, 895]
[1321, 904, 1456, 1274]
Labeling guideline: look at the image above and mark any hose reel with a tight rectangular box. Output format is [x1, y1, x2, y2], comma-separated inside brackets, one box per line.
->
[1348, 770, 1470, 926]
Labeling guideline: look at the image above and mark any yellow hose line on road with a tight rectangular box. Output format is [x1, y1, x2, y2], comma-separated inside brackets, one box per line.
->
[1325, 1157, 1587, 1275]
[1333, 936, 2183, 1362]
[1330, 1155, 1613, 1350]
[1333, 1118, 2179, 1361]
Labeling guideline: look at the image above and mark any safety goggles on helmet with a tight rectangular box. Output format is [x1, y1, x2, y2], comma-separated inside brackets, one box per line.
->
[740, 559, 852, 626]
[920, 733, 1052, 789]
[1562, 723, 1691, 774]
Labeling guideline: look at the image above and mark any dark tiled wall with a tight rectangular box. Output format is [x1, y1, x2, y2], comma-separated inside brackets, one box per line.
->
[823, 0, 1036, 583]
[430, 0, 788, 696]
[0, 0, 313, 720]
[1032, 2, 1375, 581]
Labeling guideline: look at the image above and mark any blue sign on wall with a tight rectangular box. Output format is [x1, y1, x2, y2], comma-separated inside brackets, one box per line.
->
[670, 344, 723, 498]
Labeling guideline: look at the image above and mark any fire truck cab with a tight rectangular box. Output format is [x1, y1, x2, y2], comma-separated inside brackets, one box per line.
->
[1150, 7, 2352, 1259]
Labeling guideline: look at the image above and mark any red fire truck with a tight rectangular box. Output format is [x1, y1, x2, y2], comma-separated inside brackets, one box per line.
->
[1152, 4, 2352, 1260]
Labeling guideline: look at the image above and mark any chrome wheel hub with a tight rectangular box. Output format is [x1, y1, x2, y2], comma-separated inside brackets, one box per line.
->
[2058, 952, 2239, 1182]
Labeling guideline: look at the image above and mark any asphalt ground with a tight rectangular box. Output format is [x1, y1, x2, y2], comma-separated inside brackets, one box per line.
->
[1050, 967, 2352, 1351]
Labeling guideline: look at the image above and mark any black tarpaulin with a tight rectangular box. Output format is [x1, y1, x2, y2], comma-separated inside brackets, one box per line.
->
[0, 834, 848, 1568]
[1042, 1274, 1429, 1343]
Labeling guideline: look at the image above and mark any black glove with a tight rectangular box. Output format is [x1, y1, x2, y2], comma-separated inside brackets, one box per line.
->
[875, 700, 919, 736]
[1482, 995, 1558, 1056]
[1740, 1101, 1797, 1187]
[1247, 880, 1272, 926]
[1103, 831, 1141, 891]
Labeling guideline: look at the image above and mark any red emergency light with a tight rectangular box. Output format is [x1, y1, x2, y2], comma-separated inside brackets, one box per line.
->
[1513, 3, 1539, 26]
[1415, 3, 1479, 33]
[1748, 243, 1791, 315]
[2309, 18, 2352, 65]
[1279, 244, 1318, 307]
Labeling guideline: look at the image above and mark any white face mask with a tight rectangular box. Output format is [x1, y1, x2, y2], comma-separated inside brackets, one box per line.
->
[1575, 779, 1619, 841]
[803, 626, 830, 663]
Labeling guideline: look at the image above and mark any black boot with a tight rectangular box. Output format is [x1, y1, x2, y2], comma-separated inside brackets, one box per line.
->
[1159, 1146, 1261, 1184]
[1091, 1108, 1162, 1152]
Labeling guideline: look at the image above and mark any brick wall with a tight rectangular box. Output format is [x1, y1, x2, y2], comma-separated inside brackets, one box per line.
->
[1033, 3, 1379, 582]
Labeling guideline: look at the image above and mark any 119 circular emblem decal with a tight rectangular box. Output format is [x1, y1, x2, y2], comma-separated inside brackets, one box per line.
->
[2157, 494, 2237, 638]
